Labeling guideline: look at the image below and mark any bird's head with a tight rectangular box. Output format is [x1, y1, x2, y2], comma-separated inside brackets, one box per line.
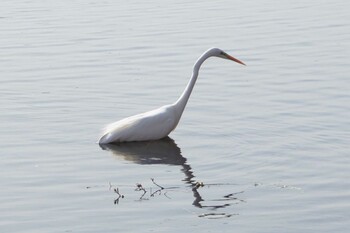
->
[208, 47, 246, 66]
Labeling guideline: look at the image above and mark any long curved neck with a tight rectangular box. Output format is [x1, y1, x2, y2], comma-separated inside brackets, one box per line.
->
[173, 52, 211, 119]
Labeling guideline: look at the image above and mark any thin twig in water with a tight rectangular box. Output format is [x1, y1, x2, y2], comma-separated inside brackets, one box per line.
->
[150, 188, 162, 197]
[114, 188, 124, 197]
[151, 178, 164, 190]
[164, 191, 171, 199]
[224, 191, 244, 198]
[135, 183, 147, 200]
[113, 188, 124, 205]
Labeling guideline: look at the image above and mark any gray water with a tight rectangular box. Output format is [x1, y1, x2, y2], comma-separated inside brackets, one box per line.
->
[1, 1, 350, 232]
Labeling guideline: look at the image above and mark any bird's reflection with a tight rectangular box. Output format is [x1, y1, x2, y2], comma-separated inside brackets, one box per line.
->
[100, 137, 243, 215]
[100, 137, 195, 183]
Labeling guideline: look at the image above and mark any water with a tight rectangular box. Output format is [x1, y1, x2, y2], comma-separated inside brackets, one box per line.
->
[1, 0, 350, 232]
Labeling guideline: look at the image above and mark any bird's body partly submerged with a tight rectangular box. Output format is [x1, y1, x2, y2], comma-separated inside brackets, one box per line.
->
[100, 104, 178, 143]
[99, 48, 245, 144]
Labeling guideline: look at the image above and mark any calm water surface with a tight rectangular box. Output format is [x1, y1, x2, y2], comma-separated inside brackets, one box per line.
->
[1, 1, 350, 232]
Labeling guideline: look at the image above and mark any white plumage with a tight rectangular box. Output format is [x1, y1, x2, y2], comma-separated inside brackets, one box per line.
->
[99, 48, 245, 144]
[100, 105, 178, 143]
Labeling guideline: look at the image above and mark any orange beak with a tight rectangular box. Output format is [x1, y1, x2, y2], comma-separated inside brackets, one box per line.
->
[226, 54, 246, 66]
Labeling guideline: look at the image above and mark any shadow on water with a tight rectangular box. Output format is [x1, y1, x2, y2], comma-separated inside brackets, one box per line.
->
[100, 137, 244, 218]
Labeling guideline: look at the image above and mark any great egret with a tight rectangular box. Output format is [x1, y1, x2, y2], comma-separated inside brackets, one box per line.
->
[99, 48, 245, 144]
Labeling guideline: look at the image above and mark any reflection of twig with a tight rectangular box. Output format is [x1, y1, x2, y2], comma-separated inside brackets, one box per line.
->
[114, 188, 124, 197]
[210, 191, 245, 204]
[198, 212, 237, 219]
[113, 188, 124, 205]
[164, 191, 171, 199]
[224, 191, 244, 198]
[151, 178, 164, 190]
[150, 188, 162, 197]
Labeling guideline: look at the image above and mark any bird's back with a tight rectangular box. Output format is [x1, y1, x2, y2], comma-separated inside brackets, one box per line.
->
[98, 105, 177, 144]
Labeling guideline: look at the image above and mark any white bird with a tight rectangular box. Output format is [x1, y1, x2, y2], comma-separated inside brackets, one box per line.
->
[99, 48, 245, 144]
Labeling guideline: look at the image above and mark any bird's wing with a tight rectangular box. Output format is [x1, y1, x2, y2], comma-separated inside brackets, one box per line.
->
[100, 106, 176, 143]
